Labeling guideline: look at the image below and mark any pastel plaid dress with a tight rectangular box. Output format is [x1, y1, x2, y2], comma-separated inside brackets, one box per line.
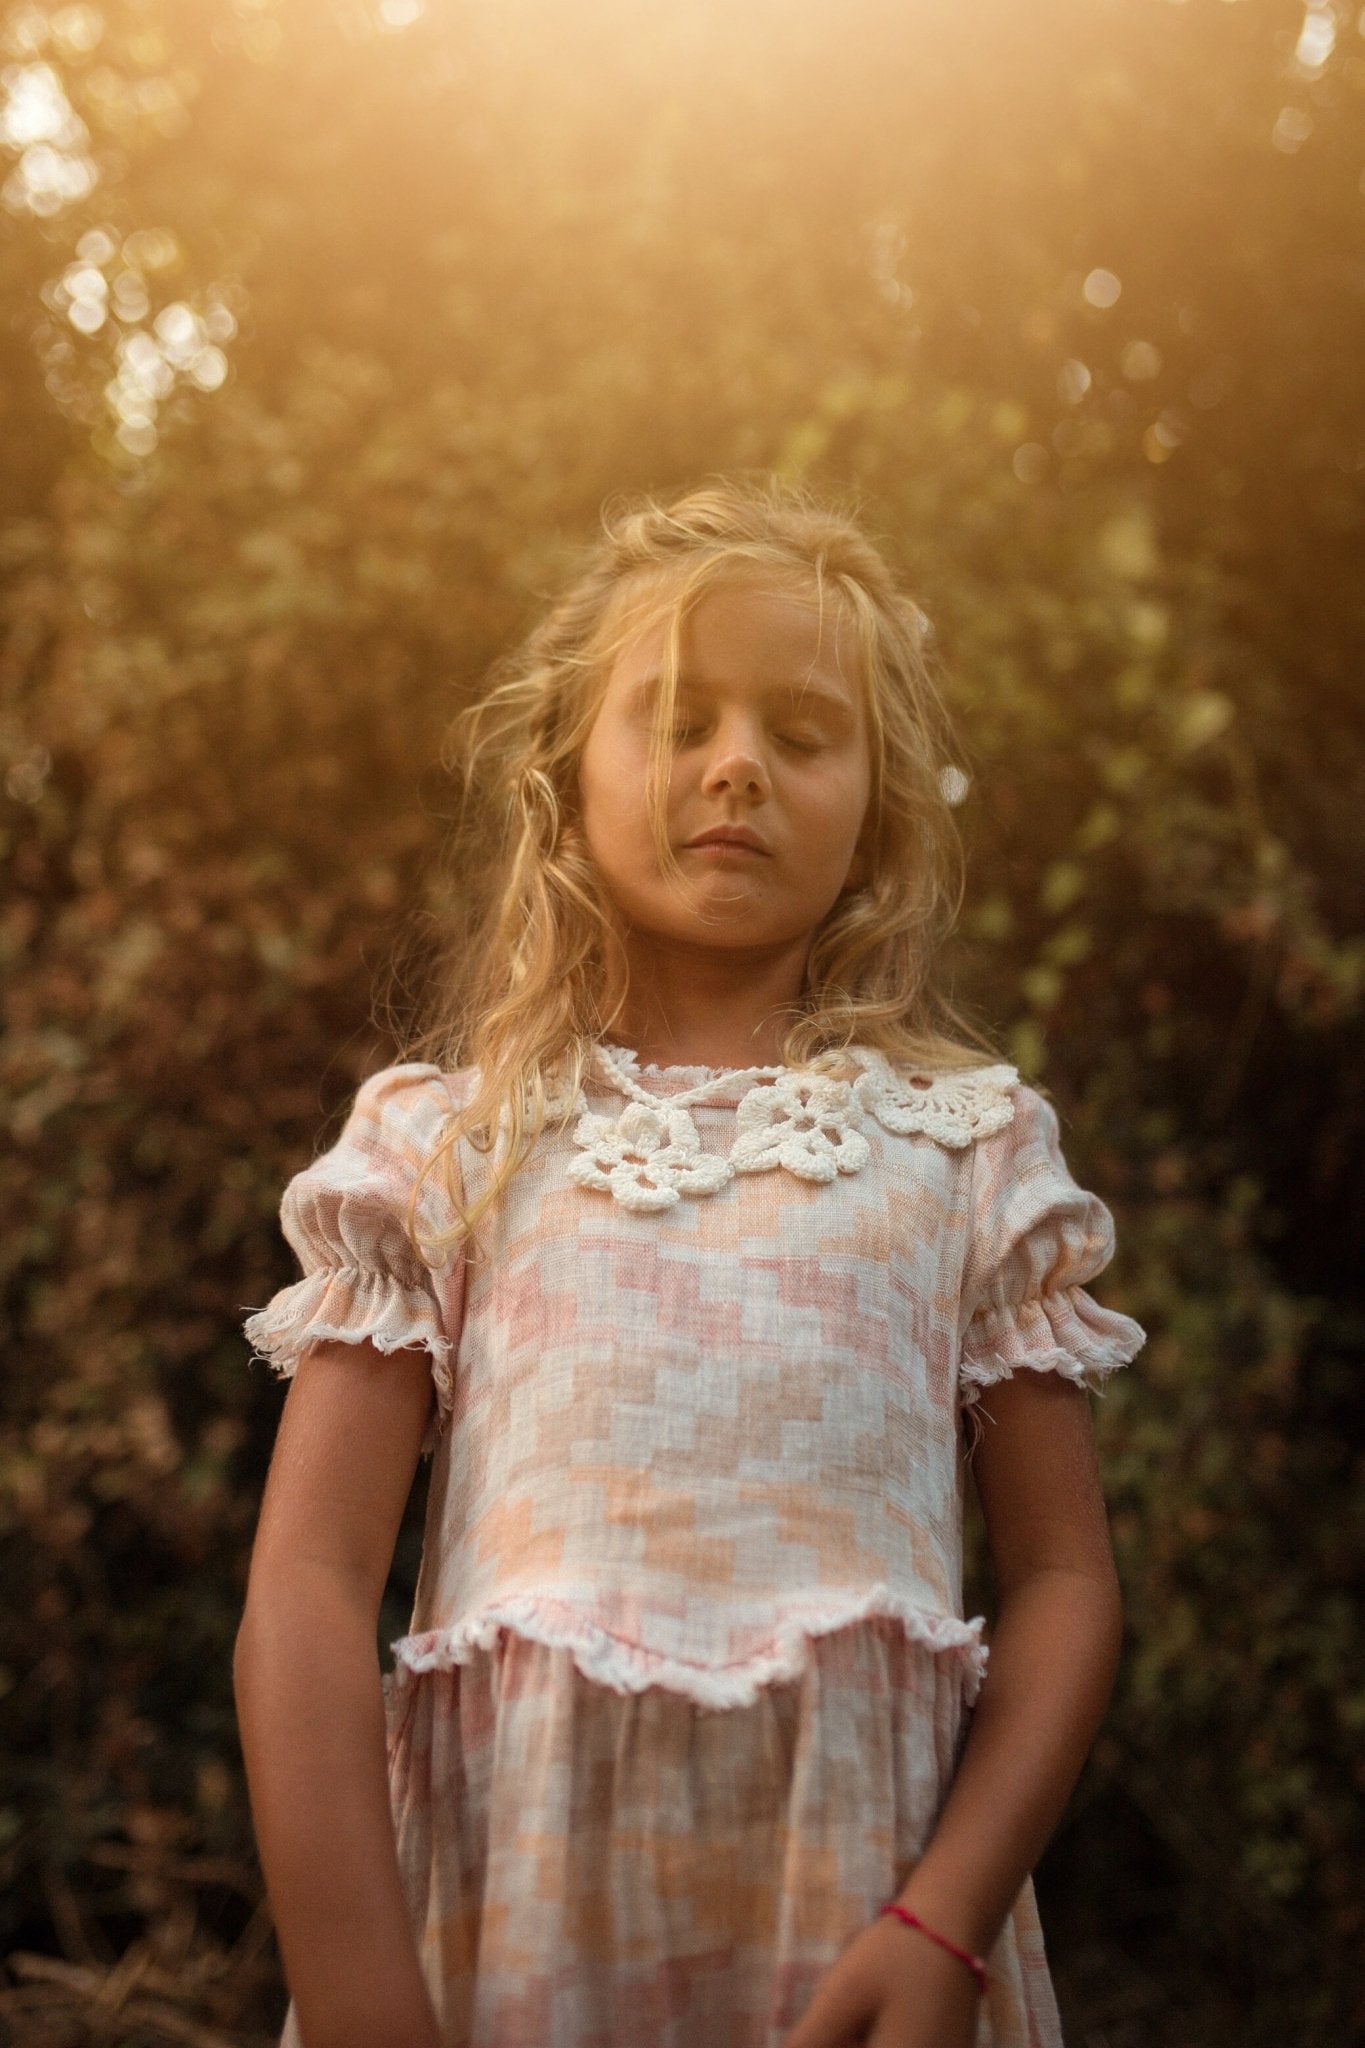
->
[243, 1045, 1146, 2048]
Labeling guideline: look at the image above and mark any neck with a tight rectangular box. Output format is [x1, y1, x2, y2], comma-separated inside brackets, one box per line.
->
[605, 931, 811, 1070]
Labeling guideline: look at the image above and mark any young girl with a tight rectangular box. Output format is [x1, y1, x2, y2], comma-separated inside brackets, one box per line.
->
[236, 474, 1146, 2048]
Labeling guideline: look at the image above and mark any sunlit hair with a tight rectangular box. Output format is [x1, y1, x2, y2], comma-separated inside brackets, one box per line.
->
[397, 471, 1002, 1260]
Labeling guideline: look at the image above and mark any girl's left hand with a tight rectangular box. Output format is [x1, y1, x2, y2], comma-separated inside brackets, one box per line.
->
[782, 1914, 982, 2048]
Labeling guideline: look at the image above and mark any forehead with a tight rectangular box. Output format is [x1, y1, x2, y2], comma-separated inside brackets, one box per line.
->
[601, 569, 861, 699]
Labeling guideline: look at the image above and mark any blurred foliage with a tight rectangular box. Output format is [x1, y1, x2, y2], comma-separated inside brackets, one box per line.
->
[1, 0, 1362, 2041]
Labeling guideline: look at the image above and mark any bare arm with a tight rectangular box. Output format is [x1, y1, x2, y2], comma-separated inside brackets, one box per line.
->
[234, 1339, 441, 2048]
[786, 1371, 1122, 2048]
[893, 1370, 1123, 1953]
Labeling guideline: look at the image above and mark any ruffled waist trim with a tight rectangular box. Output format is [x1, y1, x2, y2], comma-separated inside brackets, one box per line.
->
[389, 1586, 989, 1712]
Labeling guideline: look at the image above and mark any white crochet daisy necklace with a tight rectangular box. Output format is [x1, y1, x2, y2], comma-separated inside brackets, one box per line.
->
[567, 1041, 1019, 1213]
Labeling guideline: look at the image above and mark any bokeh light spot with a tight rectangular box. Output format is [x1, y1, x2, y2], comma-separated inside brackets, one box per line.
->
[0, 58, 98, 216]
[1272, 105, 1313, 153]
[123, 226, 181, 272]
[188, 346, 228, 391]
[115, 418, 158, 456]
[1294, 4, 1336, 72]
[49, 6, 103, 56]
[1121, 340, 1163, 380]
[1057, 358, 1092, 404]
[154, 301, 199, 352]
[5, 744, 52, 804]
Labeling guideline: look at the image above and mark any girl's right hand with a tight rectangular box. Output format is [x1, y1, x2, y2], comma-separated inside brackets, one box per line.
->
[783, 1912, 982, 2048]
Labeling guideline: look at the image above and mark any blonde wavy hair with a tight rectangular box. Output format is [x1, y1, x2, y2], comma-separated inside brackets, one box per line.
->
[398, 471, 1002, 1260]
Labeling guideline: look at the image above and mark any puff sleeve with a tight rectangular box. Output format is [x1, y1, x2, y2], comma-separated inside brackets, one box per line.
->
[241, 1062, 467, 1445]
[958, 1082, 1146, 1408]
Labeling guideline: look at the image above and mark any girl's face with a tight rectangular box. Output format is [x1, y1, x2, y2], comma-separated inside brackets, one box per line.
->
[577, 575, 872, 967]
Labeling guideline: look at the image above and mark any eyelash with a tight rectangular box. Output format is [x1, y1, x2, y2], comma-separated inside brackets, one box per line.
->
[669, 726, 823, 753]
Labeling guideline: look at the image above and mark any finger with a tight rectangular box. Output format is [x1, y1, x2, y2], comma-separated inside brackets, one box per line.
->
[784, 1973, 874, 2048]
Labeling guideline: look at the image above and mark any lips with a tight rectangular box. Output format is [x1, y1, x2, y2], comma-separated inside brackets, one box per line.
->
[685, 826, 770, 855]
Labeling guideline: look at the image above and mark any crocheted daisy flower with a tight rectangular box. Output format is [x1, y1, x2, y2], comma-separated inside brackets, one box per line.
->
[567, 1101, 733, 1212]
[731, 1073, 870, 1183]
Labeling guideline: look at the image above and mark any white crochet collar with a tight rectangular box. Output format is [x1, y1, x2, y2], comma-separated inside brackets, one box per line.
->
[564, 1043, 1019, 1213]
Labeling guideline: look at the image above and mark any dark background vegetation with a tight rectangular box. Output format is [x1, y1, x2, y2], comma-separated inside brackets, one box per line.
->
[2, 0, 1362, 2041]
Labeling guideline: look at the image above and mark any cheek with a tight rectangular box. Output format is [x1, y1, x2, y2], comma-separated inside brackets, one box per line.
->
[577, 718, 619, 819]
[578, 726, 652, 858]
[813, 765, 872, 862]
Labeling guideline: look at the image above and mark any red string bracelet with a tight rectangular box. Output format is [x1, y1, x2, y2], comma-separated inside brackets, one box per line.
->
[879, 1903, 989, 1993]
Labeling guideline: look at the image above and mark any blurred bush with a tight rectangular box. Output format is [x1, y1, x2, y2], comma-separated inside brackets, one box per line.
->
[1, 1, 1361, 2041]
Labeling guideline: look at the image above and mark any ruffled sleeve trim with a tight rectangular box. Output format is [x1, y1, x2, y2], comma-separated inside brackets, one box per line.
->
[959, 1283, 1147, 1409]
[240, 1062, 468, 1452]
[241, 1267, 455, 1409]
[957, 1083, 1146, 1409]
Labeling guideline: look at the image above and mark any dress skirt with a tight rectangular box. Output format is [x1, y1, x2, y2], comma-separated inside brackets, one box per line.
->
[281, 1617, 1064, 2048]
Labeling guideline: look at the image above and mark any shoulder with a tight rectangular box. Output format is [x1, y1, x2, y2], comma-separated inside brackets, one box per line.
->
[964, 1078, 1115, 1245]
[972, 1080, 1075, 1178]
[301, 1063, 475, 1187]
[347, 1061, 476, 1133]
[853, 1050, 1023, 1151]
[281, 1063, 474, 1236]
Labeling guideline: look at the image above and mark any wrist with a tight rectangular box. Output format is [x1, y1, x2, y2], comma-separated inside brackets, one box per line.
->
[879, 1902, 989, 1995]
[892, 1861, 1000, 1962]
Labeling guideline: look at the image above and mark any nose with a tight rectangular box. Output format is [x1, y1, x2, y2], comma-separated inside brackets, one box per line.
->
[699, 719, 771, 802]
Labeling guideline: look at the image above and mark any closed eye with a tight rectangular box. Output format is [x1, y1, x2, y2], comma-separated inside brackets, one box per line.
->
[665, 720, 829, 751]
